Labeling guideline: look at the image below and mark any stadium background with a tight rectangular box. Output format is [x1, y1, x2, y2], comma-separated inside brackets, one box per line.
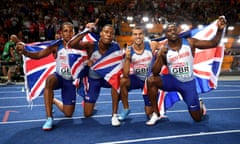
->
[0, 0, 239, 80]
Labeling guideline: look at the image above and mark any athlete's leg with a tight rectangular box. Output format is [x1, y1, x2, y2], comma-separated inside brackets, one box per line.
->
[84, 102, 96, 117]
[60, 79, 77, 117]
[180, 80, 206, 122]
[42, 74, 58, 130]
[144, 105, 153, 118]
[111, 87, 120, 116]
[120, 76, 130, 110]
[142, 94, 153, 118]
[53, 92, 75, 117]
[189, 99, 206, 122]
[44, 74, 58, 118]
[146, 75, 164, 125]
[147, 75, 163, 116]
[83, 77, 101, 117]
[111, 87, 121, 126]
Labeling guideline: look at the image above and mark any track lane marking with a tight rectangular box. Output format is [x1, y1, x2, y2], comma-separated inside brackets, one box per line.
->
[97, 129, 240, 144]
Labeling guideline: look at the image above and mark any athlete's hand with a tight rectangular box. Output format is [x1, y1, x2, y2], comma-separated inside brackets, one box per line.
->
[157, 46, 167, 57]
[150, 41, 159, 52]
[125, 47, 131, 60]
[85, 18, 98, 32]
[217, 16, 227, 30]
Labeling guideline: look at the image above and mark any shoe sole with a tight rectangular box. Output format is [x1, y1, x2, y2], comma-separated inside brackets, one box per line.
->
[42, 128, 52, 131]
[146, 121, 158, 126]
[146, 116, 163, 126]
[118, 117, 125, 121]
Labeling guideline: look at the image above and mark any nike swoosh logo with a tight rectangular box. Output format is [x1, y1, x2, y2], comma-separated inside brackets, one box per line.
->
[190, 105, 198, 108]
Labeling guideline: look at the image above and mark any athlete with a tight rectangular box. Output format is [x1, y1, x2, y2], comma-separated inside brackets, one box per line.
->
[146, 16, 227, 125]
[117, 26, 159, 124]
[68, 24, 123, 126]
[17, 22, 78, 130]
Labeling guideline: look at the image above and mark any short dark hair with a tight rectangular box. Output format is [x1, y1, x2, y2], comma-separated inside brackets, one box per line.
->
[164, 22, 177, 33]
[102, 24, 115, 33]
[132, 25, 143, 30]
[61, 22, 74, 30]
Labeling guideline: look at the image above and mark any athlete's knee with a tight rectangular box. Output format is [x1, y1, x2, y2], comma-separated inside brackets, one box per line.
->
[64, 112, 73, 117]
[84, 112, 92, 117]
[120, 77, 129, 87]
[189, 110, 202, 122]
[62, 108, 74, 117]
[63, 107, 74, 117]
[83, 102, 95, 117]
[45, 75, 57, 88]
[147, 76, 155, 86]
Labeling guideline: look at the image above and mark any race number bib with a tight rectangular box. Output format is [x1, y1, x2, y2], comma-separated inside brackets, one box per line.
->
[133, 64, 148, 75]
[170, 62, 191, 78]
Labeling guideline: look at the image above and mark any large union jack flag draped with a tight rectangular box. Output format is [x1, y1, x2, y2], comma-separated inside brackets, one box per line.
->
[144, 18, 226, 115]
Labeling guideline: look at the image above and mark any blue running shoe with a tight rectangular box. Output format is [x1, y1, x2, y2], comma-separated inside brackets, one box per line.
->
[118, 109, 131, 121]
[42, 117, 53, 131]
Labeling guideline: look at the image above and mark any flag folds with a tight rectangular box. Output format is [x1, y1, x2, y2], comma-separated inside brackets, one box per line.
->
[90, 42, 123, 91]
[23, 40, 61, 103]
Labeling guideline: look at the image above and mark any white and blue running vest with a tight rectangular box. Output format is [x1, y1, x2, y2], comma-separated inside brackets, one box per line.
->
[130, 41, 153, 81]
[166, 38, 194, 82]
[55, 44, 72, 80]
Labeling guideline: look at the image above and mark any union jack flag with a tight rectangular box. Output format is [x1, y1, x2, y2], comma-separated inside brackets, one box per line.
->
[23, 40, 61, 103]
[90, 42, 123, 91]
[144, 18, 226, 115]
[75, 42, 124, 96]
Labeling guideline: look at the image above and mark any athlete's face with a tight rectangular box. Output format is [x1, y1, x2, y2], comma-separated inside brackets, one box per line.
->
[100, 25, 115, 44]
[165, 24, 179, 41]
[61, 25, 75, 42]
[132, 29, 144, 46]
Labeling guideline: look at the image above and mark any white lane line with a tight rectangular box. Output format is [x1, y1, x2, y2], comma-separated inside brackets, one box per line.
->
[1, 107, 240, 124]
[97, 129, 240, 144]
[0, 90, 240, 100]
[0, 88, 240, 94]
[1, 96, 240, 108]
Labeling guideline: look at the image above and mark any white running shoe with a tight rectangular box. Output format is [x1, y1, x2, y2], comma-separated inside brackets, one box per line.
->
[146, 112, 160, 126]
[111, 114, 120, 126]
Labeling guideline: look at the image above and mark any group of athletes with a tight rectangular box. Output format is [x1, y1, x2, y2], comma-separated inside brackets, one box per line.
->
[15, 16, 226, 131]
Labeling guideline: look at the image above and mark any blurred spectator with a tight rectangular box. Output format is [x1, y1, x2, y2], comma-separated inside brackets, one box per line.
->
[1, 34, 20, 84]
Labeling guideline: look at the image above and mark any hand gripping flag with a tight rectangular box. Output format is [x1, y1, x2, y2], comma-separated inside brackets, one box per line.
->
[144, 17, 226, 115]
